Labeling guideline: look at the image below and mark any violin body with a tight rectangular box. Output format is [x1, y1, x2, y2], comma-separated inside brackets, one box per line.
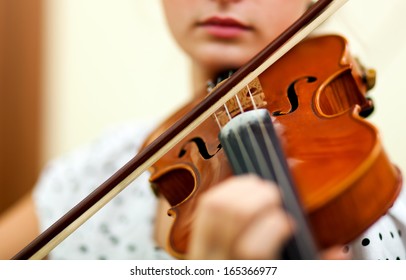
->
[142, 35, 402, 258]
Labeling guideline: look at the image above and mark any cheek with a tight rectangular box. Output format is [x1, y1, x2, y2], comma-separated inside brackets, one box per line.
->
[162, 0, 191, 36]
[253, 0, 309, 39]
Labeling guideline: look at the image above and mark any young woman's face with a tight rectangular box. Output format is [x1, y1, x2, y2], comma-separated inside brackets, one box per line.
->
[162, 0, 310, 74]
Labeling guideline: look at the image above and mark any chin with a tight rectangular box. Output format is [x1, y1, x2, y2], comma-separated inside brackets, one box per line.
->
[200, 55, 251, 74]
[189, 43, 259, 76]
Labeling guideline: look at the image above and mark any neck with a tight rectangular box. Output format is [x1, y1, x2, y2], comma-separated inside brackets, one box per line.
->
[191, 64, 214, 98]
[191, 63, 237, 98]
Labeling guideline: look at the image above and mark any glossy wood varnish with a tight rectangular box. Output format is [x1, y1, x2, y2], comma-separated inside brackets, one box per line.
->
[144, 35, 402, 258]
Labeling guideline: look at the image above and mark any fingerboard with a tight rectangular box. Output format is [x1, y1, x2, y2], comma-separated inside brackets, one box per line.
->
[218, 109, 318, 259]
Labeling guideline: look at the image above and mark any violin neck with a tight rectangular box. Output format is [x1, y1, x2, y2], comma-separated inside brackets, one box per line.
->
[218, 109, 318, 260]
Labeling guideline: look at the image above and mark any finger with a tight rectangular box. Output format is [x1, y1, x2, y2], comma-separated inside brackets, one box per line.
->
[187, 175, 287, 259]
[232, 207, 295, 259]
[321, 246, 351, 260]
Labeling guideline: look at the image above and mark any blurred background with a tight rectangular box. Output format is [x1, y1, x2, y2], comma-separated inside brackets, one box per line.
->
[1, 0, 405, 214]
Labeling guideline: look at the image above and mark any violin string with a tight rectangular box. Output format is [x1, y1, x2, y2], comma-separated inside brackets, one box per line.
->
[244, 118, 275, 180]
[230, 126, 257, 175]
[221, 131, 245, 176]
[257, 114, 291, 202]
[235, 94, 244, 114]
[214, 114, 222, 130]
[247, 85, 258, 110]
[224, 103, 232, 121]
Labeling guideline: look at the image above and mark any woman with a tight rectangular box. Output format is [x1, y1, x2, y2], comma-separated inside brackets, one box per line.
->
[157, 0, 313, 260]
[1, 0, 405, 260]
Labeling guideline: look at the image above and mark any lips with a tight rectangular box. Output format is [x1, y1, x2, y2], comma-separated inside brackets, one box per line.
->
[198, 16, 251, 39]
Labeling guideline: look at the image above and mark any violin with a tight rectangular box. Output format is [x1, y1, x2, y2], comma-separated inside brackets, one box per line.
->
[12, 0, 402, 260]
[143, 34, 402, 259]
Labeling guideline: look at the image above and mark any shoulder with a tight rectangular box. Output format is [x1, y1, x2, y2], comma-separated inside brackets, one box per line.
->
[34, 119, 156, 214]
[32, 119, 172, 259]
[348, 185, 406, 260]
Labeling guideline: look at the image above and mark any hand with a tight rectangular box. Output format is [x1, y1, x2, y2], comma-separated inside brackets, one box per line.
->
[187, 174, 294, 259]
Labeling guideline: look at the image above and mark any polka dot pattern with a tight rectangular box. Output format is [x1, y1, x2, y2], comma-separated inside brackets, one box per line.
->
[33, 120, 172, 260]
[345, 187, 406, 260]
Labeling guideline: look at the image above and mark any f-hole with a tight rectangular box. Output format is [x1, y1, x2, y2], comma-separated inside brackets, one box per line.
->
[272, 76, 317, 116]
[178, 137, 222, 159]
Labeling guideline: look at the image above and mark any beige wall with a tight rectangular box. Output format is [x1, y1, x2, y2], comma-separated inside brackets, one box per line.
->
[42, 0, 191, 162]
[42, 0, 406, 175]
